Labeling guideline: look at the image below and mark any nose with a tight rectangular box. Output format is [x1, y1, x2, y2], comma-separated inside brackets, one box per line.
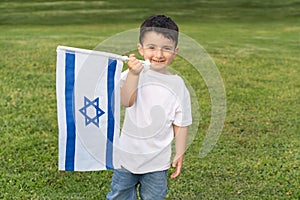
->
[155, 48, 164, 58]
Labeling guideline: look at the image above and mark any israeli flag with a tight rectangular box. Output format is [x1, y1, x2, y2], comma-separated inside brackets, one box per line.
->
[56, 46, 122, 171]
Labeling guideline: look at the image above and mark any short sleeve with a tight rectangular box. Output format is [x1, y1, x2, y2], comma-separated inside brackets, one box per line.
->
[173, 84, 192, 127]
[120, 69, 129, 88]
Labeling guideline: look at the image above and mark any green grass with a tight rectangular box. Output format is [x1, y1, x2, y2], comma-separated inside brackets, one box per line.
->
[1, 0, 299, 199]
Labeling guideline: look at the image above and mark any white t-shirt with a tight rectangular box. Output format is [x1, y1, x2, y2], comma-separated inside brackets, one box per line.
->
[118, 69, 192, 174]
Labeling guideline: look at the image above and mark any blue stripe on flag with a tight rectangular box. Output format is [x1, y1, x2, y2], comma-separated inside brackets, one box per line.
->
[106, 59, 117, 169]
[65, 52, 76, 171]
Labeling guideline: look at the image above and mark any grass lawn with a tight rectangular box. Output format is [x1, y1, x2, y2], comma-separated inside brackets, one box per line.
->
[0, 0, 299, 199]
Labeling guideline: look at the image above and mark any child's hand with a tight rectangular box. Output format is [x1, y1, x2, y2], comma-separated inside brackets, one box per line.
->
[170, 154, 184, 178]
[127, 54, 143, 75]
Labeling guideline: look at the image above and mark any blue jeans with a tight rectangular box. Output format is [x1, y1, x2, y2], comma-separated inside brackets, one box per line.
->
[106, 167, 168, 200]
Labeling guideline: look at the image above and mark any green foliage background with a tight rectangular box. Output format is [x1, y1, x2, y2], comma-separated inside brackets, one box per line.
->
[0, 0, 299, 199]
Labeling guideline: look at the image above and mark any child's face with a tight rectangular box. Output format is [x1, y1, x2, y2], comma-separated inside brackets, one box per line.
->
[138, 31, 178, 73]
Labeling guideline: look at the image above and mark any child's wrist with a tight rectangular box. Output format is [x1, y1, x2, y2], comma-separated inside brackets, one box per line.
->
[128, 68, 141, 76]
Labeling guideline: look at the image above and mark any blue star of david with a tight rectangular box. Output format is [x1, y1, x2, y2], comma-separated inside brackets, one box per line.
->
[79, 96, 105, 127]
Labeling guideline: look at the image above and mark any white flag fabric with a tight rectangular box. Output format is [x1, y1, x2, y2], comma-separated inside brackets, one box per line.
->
[56, 46, 122, 171]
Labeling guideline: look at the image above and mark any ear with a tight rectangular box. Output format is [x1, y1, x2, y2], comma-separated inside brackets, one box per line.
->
[137, 43, 144, 56]
[173, 47, 179, 57]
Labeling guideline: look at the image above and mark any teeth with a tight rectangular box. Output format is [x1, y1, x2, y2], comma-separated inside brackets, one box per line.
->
[152, 59, 164, 63]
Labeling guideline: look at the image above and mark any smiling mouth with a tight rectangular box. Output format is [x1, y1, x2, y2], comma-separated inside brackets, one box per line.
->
[151, 59, 165, 63]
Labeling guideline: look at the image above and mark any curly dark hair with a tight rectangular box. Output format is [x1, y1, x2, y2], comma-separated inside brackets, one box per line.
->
[139, 15, 179, 46]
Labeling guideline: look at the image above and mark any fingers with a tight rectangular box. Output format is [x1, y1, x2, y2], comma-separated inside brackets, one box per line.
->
[128, 54, 143, 75]
[170, 160, 182, 179]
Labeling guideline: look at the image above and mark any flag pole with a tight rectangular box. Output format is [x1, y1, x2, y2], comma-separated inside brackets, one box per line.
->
[57, 46, 150, 70]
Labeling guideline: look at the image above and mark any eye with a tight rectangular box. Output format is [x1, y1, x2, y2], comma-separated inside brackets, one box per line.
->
[163, 47, 173, 52]
[148, 45, 156, 50]
[163, 47, 172, 51]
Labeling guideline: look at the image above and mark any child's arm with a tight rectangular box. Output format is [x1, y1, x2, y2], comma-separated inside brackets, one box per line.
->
[121, 54, 143, 107]
[170, 125, 188, 178]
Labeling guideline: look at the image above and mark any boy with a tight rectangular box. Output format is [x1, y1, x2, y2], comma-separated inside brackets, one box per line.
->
[107, 15, 192, 200]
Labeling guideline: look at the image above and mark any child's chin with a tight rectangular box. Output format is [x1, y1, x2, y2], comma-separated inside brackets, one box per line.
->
[149, 64, 169, 73]
[151, 63, 167, 68]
